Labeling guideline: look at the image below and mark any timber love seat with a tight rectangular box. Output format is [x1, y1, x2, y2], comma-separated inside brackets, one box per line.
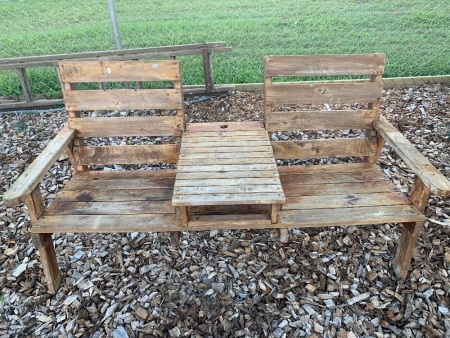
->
[4, 54, 450, 294]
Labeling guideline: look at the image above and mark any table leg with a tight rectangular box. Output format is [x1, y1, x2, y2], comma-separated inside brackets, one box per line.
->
[271, 204, 278, 224]
[180, 206, 189, 226]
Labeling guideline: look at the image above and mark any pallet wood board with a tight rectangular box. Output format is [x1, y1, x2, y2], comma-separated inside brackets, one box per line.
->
[69, 116, 184, 137]
[73, 144, 180, 165]
[64, 89, 183, 111]
[265, 82, 383, 105]
[266, 109, 379, 132]
[264, 54, 386, 76]
[271, 138, 376, 159]
[59, 60, 180, 83]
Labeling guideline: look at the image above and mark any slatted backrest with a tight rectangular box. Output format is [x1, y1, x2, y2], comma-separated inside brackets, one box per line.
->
[264, 54, 385, 161]
[58, 60, 184, 168]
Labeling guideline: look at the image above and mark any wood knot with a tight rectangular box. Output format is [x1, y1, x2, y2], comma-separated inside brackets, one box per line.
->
[314, 87, 328, 95]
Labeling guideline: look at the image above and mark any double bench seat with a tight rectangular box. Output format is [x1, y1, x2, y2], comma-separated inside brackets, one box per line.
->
[4, 55, 449, 294]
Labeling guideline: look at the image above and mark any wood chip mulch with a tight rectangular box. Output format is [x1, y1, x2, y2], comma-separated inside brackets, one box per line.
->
[0, 84, 449, 338]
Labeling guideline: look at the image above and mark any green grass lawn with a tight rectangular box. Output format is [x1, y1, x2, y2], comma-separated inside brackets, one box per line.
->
[0, 0, 449, 98]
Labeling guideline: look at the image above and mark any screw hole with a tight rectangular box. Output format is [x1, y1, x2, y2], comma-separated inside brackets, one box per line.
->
[220, 124, 228, 129]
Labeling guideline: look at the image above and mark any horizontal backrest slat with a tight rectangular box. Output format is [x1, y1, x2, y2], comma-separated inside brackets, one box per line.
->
[69, 116, 183, 137]
[272, 138, 376, 159]
[266, 110, 379, 132]
[64, 89, 183, 111]
[59, 60, 180, 83]
[266, 82, 382, 105]
[265, 54, 385, 76]
[73, 145, 180, 165]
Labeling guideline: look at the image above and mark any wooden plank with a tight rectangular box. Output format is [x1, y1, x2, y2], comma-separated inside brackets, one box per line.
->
[266, 110, 379, 132]
[179, 151, 274, 160]
[180, 145, 274, 154]
[279, 205, 425, 228]
[178, 157, 275, 166]
[265, 82, 383, 105]
[182, 130, 267, 138]
[172, 193, 285, 206]
[74, 169, 177, 181]
[74, 144, 180, 165]
[181, 134, 268, 142]
[56, 188, 173, 202]
[181, 140, 270, 148]
[3, 125, 75, 206]
[283, 180, 396, 197]
[32, 214, 181, 233]
[32, 213, 281, 233]
[264, 54, 385, 76]
[177, 164, 277, 172]
[189, 204, 270, 215]
[188, 214, 272, 228]
[280, 170, 388, 185]
[175, 171, 279, 180]
[374, 118, 450, 197]
[69, 116, 183, 137]
[63, 89, 183, 111]
[175, 177, 281, 187]
[283, 192, 411, 210]
[272, 138, 375, 159]
[186, 121, 264, 132]
[46, 200, 174, 215]
[278, 162, 376, 175]
[64, 177, 175, 191]
[59, 60, 180, 82]
[174, 184, 284, 195]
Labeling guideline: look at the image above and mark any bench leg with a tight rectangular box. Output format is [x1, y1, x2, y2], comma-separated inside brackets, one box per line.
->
[393, 221, 423, 280]
[32, 233, 61, 294]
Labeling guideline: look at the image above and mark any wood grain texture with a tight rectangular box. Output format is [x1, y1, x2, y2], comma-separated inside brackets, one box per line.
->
[266, 110, 379, 132]
[271, 138, 376, 159]
[265, 82, 383, 105]
[3, 125, 75, 206]
[59, 60, 180, 82]
[279, 205, 424, 228]
[73, 144, 180, 165]
[374, 118, 450, 196]
[264, 54, 386, 76]
[69, 116, 183, 137]
[64, 89, 183, 111]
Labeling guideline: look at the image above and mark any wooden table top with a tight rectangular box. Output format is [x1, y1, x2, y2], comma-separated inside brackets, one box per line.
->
[172, 122, 285, 207]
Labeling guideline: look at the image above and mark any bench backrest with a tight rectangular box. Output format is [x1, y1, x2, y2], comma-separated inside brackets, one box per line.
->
[264, 54, 385, 163]
[58, 60, 184, 169]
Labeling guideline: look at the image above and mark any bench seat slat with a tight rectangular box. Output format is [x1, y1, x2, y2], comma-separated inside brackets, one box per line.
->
[284, 192, 410, 210]
[279, 205, 425, 227]
[46, 200, 175, 216]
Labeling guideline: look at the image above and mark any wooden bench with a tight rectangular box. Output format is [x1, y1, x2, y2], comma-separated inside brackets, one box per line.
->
[3, 55, 450, 294]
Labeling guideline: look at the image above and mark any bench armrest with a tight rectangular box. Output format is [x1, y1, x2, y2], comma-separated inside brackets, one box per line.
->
[3, 125, 76, 207]
[374, 117, 450, 197]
